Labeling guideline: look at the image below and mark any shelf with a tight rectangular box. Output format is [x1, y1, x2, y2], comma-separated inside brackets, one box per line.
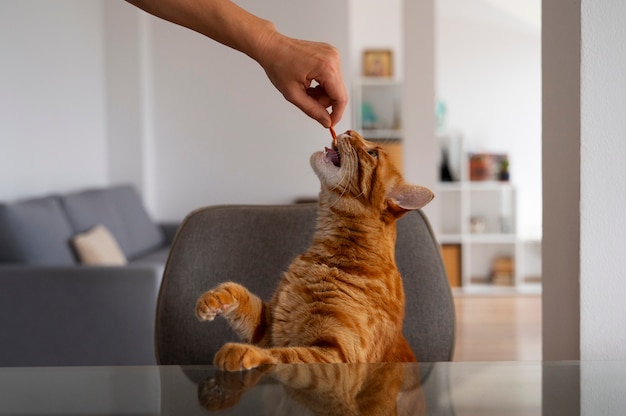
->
[358, 77, 402, 86]
[438, 181, 514, 190]
[465, 233, 517, 244]
[353, 78, 404, 172]
[361, 129, 402, 140]
[467, 181, 515, 191]
[438, 234, 463, 244]
[437, 182, 464, 192]
[436, 135, 541, 293]
[436, 179, 525, 292]
[439, 233, 517, 244]
[353, 78, 402, 139]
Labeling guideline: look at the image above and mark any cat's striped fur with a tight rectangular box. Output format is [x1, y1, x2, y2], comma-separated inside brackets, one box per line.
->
[196, 130, 434, 371]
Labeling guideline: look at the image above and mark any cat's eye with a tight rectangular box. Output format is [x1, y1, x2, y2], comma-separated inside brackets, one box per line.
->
[367, 149, 378, 159]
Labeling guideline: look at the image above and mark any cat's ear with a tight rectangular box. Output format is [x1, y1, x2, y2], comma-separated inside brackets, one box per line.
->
[387, 183, 434, 211]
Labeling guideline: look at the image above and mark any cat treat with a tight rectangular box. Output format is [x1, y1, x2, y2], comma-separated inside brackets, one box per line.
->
[329, 125, 337, 146]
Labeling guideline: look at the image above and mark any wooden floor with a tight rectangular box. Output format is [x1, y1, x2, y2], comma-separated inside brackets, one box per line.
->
[452, 294, 542, 361]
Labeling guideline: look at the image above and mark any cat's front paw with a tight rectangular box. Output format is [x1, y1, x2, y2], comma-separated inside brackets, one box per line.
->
[214, 343, 277, 371]
[196, 283, 240, 321]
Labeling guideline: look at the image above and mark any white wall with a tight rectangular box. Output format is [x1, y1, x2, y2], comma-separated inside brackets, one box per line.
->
[104, 1, 146, 197]
[436, 0, 542, 239]
[0, 0, 108, 200]
[579, 0, 626, 360]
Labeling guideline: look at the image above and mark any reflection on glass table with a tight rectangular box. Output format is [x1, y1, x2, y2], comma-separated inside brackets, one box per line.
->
[1, 361, 624, 415]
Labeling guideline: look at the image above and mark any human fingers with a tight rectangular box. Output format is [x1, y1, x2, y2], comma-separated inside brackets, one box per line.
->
[284, 84, 332, 127]
[306, 85, 333, 108]
[326, 83, 347, 127]
[306, 85, 348, 127]
[310, 45, 347, 126]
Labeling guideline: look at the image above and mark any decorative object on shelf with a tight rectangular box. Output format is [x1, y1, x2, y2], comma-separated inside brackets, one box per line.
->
[469, 153, 509, 181]
[470, 216, 487, 233]
[498, 157, 510, 181]
[470, 153, 492, 181]
[362, 49, 393, 77]
[491, 256, 515, 286]
[469, 154, 491, 181]
[438, 134, 463, 181]
[435, 99, 448, 133]
[440, 148, 454, 182]
[361, 102, 378, 129]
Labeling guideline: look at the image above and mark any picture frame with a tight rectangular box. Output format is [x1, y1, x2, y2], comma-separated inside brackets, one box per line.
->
[362, 49, 393, 77]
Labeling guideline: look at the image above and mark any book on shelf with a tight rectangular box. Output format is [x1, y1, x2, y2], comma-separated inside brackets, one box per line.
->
[490, 256, 514, 286]
[492, 273, 514, 286]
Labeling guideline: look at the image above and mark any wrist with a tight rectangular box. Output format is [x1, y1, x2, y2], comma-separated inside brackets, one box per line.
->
[248, 22, 286, 67]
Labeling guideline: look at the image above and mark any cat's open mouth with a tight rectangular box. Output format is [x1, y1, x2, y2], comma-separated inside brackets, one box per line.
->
[325, 145, 341, 167]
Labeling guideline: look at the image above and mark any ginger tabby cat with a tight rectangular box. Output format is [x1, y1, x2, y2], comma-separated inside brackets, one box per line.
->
[196, 130, 434, 371]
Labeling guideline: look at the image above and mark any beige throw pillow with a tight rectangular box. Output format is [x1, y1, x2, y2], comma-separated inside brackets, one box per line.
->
[72, 225, 127, 265]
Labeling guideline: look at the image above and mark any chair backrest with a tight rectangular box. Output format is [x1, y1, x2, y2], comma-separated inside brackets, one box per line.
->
[155, 204, 455, 365]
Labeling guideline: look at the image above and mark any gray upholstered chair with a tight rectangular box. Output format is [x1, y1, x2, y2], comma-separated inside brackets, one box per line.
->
[155, 203, 455, 365]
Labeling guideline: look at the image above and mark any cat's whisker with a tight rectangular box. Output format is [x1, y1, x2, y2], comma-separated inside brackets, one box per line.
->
[329, 170, 351, 208]
[327, 158, 355, 207]
[354, 189, 366, 200]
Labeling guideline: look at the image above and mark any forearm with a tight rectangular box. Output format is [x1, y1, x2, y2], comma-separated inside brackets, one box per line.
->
[126, 0, 277, 61]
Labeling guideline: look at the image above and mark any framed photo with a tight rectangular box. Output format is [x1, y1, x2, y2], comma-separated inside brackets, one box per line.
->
[362, 49, 393, 77]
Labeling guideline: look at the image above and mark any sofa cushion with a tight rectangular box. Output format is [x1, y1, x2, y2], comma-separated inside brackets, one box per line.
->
[72, 225, 128, 265]
[0, 195, 76, 265]
[61, 184, 164, 260]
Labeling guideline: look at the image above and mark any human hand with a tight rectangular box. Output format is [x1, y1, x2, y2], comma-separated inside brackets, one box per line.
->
[255, 33, 348, 128]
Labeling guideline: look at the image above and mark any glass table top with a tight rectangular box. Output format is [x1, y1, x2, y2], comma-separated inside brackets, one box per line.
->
[0, 361, 624, 415]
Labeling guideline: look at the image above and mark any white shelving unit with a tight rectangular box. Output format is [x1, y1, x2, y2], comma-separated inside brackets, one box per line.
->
[352, 78, 404, 170]
[437, 135, 541, 294]
[353, 77, 403, 135]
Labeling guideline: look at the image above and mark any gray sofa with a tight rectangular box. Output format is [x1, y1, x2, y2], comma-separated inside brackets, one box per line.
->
[0, 184, 178, 366]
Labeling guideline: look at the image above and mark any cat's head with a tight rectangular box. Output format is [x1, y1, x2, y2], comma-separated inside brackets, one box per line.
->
[310, 130, 434, 217]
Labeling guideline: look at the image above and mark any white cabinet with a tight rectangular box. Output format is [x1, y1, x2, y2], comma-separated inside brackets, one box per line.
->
[439, 182, 518, 289]
[437, 137, 541, 293]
